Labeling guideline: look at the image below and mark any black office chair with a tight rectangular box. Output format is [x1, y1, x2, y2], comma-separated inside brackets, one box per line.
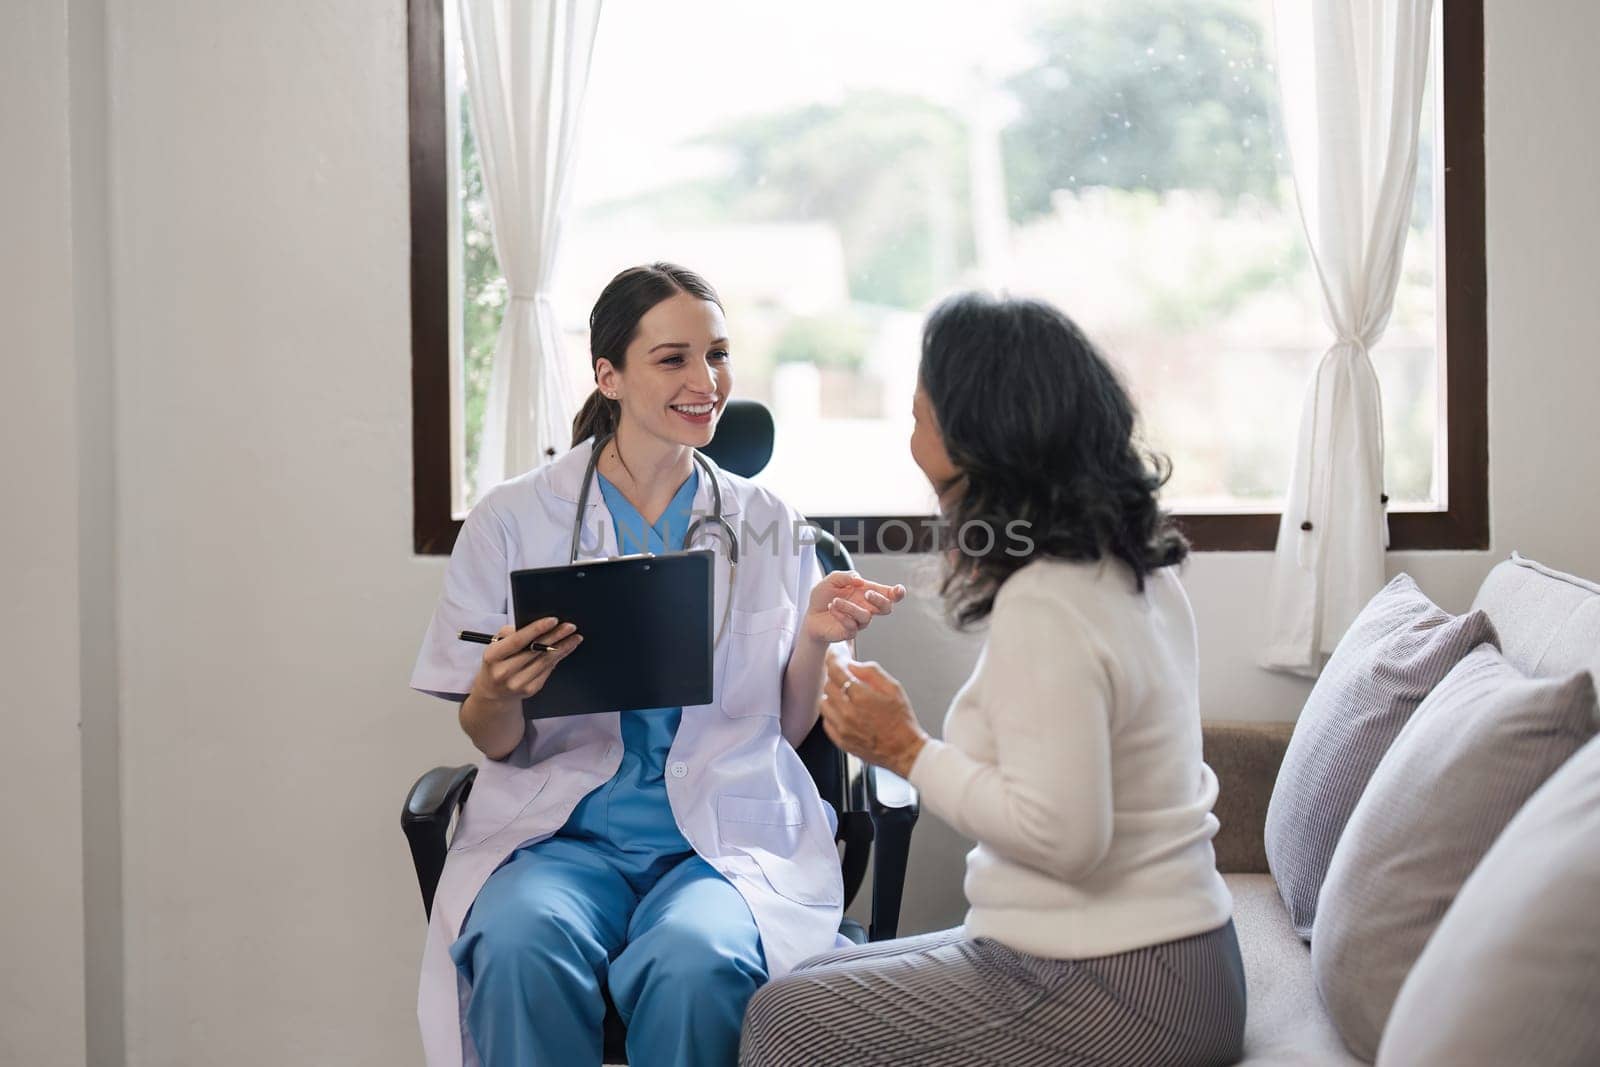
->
[402, 399, 920, 1064]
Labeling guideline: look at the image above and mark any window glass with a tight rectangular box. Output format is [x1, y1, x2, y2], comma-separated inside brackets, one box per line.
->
[453, 0, 1439, 516]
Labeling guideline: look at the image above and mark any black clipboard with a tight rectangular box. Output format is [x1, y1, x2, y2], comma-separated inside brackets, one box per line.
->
[509, 550, 714, 719]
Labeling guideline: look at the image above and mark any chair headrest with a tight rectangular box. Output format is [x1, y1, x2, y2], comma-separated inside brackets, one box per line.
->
[699, 399, 774, 479]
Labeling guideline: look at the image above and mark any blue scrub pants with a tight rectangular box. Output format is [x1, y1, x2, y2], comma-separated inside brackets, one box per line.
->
[450, 836, 767, 1067]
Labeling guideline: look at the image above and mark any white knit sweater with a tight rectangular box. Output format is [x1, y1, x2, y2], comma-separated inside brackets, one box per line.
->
[907, 557, 1233, 959]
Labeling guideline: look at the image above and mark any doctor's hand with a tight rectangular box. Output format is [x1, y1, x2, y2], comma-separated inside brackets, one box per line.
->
[802, 571, 907, 646]
[818, 658, 928, 778]
[461, 618, 582, 760]
[473, 618, 583, 703]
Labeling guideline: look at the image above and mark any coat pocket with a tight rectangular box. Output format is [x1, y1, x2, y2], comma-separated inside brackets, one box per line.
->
[448, 758, 551, 852]
[718, 604, 796, 718]
[717, 794, 842, 907]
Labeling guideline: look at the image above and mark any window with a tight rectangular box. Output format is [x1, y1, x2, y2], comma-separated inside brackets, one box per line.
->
[410, 0, 1485, 554]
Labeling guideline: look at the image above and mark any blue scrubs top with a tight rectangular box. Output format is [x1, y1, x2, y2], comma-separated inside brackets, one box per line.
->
[555, 467, 700, 884]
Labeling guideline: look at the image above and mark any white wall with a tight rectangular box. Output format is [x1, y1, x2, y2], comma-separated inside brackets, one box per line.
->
[104, 3, 469, 1063]
[1, 5, 87, 1065]
[70, 0, 127, 1062]
[3, 1, 1598, 1063]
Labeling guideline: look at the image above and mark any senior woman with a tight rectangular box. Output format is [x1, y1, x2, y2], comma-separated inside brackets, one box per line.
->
[739, 293, 1246, 1067]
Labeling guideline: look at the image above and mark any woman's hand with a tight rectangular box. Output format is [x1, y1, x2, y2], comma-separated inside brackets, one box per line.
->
[818, 658, 928, 778]
[461, 617, 582, 759]
[802, 571, 907, 646]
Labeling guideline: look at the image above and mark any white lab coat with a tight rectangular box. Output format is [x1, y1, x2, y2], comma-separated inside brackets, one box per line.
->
[409, 439, 844, 1067]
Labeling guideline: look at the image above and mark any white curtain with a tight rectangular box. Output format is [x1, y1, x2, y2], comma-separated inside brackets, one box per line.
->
[1261, 0, 1435, 676]
[460, 0, 603, 491]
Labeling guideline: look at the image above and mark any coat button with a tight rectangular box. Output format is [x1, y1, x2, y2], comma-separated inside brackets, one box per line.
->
[669, 761, 688, 779]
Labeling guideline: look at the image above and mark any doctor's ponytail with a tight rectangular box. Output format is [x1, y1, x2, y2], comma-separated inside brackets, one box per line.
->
[571, 262, 724, 448]
[570, 388, 620, 448]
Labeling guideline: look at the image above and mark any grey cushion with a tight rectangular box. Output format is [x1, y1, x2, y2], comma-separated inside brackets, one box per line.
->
[1376, 732, 1600, 1066]
[1225, 874, 1363, 1065]
[1264, 574, 1495, 939]
[1472, 552, 1600, 685]
[1312, 645, 1598, 1061]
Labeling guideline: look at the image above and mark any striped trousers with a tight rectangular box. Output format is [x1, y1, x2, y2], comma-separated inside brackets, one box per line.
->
[740, 921, 1246, 1067]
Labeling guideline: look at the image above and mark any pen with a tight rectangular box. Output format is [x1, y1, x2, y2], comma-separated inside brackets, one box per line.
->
[458, 629, 560, 653]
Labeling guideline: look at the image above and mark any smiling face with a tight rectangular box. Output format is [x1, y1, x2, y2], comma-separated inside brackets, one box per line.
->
[596, 291, 732, 449]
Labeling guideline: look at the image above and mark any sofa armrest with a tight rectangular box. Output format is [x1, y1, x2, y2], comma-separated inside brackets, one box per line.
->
[1203, 720, 1294, 875]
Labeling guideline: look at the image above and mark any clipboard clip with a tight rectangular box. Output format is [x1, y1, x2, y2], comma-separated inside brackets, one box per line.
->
[575, 551, 657, 578]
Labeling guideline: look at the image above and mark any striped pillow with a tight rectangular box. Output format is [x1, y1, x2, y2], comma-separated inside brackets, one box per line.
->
[1311, 645, 1597, 1060]
[1264, 574, 1494, 940]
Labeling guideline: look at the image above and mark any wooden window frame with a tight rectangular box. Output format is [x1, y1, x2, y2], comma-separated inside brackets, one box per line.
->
[409, 0, 1486, 555]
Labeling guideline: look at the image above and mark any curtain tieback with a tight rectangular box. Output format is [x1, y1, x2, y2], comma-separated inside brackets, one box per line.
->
[1296, 332, 1383, 558]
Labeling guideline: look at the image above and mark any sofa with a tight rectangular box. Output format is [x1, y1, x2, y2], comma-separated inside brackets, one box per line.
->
[1200, 554, 1600, 1065]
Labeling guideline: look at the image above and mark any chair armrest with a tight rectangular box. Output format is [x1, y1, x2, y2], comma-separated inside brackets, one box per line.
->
[836, 811, 872, 912]
[1202, 720, 1294, 875]
[827, 749, 873, 911]
[405, 764, 478, 822]
[864, 764, 919, 940]
[867, 765, 918, 813]
[401, 764, 478, 918]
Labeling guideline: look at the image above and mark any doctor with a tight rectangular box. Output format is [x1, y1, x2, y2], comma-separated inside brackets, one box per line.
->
[410, 262, 905, 1067]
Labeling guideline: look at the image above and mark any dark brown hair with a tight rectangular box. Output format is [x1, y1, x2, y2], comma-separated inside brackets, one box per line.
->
[921, 291, 1188, 628]
[570, 262, 724, 447]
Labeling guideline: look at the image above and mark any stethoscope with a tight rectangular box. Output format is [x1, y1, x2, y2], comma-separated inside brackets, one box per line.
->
[569, 432, 741, 645]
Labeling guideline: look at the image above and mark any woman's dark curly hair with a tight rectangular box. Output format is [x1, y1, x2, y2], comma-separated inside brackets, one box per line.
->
[921, 292, 1188, 628]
